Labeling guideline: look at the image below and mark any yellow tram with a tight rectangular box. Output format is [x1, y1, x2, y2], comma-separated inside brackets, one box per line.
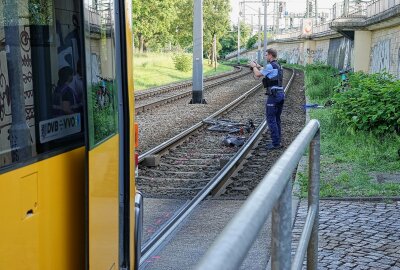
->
[0, 0, 139, 268]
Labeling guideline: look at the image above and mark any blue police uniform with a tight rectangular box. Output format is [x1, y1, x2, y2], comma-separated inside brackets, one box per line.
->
[261, 60, 284, 149]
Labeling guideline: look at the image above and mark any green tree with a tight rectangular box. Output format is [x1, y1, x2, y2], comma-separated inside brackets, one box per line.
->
[219, 22, 252, 58]
[132, 0, 178, 52]
[237, 21, 252, 48]
[203, 0, 231, 66]
[246, 34, 258, 50]
[219, 32, 236, 58]
[173, 0, 193, 48]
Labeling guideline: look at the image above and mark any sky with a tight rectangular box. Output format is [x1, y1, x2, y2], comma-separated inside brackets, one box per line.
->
[230, 0, 340, 25]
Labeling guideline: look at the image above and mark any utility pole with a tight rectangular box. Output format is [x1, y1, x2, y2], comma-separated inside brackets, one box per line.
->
[237, 16, 241, 64]
[243, 0, 246, 22]
[344, 0, 349, 17]
[275, 0, 279, 34]
[258, 7, 262, 64]
[263, 0, 268, 66]
[191, 0, 205, 104]
[213, 34, 217, 71]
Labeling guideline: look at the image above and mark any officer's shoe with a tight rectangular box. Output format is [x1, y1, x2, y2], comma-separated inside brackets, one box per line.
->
[266, 143, 283, 150]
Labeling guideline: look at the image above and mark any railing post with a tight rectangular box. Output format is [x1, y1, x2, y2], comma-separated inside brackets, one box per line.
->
[271, 179, 292, 270]
[307, 130, 320, 270]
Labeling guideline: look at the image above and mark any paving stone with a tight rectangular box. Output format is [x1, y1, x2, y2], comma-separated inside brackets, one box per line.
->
[292, 201, 400, 269]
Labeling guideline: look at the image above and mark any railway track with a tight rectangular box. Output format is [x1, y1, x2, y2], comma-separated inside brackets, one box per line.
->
[134, 66, 241, 101]
[137, 68, 296, 267]
[135, 66, 251, 114]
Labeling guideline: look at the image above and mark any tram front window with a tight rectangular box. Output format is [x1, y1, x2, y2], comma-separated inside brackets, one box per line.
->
[0, 0, 85, 169]
[0, 0, 117, 169]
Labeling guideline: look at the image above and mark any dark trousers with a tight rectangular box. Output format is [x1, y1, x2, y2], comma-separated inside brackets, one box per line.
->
[266, 93, 284, 146]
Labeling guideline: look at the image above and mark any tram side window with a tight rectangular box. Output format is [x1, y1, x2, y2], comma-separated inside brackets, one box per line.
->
[85, 0, 118, 149]
[0, 0, 85, 169]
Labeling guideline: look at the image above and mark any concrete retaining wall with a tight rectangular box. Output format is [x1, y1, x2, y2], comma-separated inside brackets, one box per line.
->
[370, 25, 400, 76]
[239, 7, 400, 77]
[265, 37, 353, 71]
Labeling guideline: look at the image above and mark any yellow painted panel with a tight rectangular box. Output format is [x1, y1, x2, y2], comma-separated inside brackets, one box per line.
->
[0, 147, 85, 270]
[88, 135, 119, 270]
[19, 173, 38, 220]
[125, 0, 137, 265]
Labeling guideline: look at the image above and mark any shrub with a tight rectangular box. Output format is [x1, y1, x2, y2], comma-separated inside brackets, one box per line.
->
[332, 72, 400, 136]
[246, 35, 257, 50]
[305, 64, 338, 100]
[278, 59, 287, 64]
[172, 53, 192, 72]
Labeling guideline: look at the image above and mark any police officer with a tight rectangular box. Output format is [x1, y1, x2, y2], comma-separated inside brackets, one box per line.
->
[250, 48, 284, 150]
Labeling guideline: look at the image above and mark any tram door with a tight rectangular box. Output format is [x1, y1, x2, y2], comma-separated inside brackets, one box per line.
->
[83, 0, 120, 268]
[83, 0, 134, 268]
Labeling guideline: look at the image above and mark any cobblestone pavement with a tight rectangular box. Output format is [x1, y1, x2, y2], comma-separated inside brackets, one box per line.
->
[293, 200, 400, 269]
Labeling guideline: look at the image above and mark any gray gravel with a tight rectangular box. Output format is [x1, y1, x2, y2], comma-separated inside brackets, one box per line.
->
[135, 68, 249, 108]
[221, 70, 306, 197]
[136, 74, 263, 154]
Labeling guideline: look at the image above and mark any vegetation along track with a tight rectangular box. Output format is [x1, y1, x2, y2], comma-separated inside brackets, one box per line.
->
[134, 66, 241, 101]
[137, 68, 301, 199]
[135, 66, 251, 113]
[137, 68, 300, 265]
[215, 69, 306, 198]
[136, 69, 291, 155]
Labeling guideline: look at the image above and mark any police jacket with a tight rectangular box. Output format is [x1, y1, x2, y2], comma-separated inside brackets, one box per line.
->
[262, 60, 283, 89]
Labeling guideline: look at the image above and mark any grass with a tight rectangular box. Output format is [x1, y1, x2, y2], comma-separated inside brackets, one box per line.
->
[297, 65, 400, 198]
[133, 52, 233, 90]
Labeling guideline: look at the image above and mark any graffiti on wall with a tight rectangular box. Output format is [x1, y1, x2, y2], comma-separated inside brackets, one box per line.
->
[371, 39, 390, 73]
[280, 47, 301, 64]
[327, 37, 353, 70]
[304, 48, 328, 64]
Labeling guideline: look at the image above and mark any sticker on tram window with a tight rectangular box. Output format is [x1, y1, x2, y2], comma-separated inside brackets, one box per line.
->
[39, 113, 82, 143]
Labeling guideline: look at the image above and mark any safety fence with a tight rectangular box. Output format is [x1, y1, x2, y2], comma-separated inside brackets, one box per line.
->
[273, 0, 400, 40]
[196, 119, 321, 270]
[367, 0, 400, 17]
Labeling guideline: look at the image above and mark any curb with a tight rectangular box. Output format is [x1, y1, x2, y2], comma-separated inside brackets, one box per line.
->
[320, 196, 400, 201]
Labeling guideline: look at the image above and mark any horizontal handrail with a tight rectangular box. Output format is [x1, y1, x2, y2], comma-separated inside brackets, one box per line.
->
[196, 119, 320, 270]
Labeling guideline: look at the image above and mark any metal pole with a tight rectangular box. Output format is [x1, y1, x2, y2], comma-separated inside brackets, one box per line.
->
[4, 0, 32, 163]
[213, 34, 217, 71]
[263, 0, 268, 66]
[192, 0, 204, 104]
[307, 130, 320, 270]
[343, 0, 349, 17]
[257, 7, 261, 64]
[237, 16, 241, 64]
[271, 180, 292, 270]
[275, 0, 279, 34]
[243, 0, 246, 21]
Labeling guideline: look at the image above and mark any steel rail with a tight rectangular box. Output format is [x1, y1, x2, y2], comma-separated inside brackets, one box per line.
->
[138, 80, 259, 162]
[138, 68, 295, 267]
[135, 70, 251, 113]
[134, 66, 242, 100]
[195, 120, 320, 270]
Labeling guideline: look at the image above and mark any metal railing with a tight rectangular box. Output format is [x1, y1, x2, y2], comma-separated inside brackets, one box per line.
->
[196, 119, 321, 270]
[274, 29, 301, 40]
[332, 1, 369, 19]
[367, 0, 400, 17]
[313, 22, 332, 35]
